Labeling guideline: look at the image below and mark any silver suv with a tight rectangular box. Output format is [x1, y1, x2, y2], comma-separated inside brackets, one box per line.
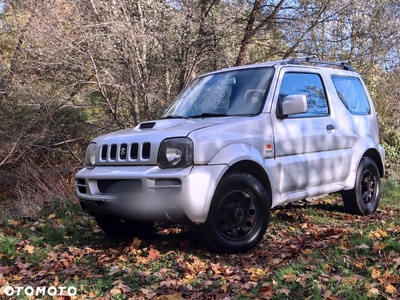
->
[75, 57, 385, 253]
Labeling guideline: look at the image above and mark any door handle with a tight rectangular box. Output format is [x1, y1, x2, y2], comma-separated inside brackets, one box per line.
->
[326, 124, 335, 131]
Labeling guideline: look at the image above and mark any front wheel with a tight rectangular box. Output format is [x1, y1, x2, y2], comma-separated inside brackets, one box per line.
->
[199, 172, 271, 253]
[341, 157, 381, 215]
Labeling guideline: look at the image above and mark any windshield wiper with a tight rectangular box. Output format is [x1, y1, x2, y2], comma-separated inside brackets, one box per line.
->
[188, 112, 229, 118]
[162, 115, 188, 119]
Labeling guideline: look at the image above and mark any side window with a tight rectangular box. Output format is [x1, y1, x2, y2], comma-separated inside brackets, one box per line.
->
[279, 72, 329, 118]
[331, 76, 371, 115]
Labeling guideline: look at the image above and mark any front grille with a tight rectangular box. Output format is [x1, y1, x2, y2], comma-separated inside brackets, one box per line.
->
[100, 142, 152, 162]
[130, 143, 139, 159]
[142, 142, 151, 159]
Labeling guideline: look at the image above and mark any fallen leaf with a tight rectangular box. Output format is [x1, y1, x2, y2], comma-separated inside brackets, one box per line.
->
[88, 291, 96, 298]
[367, 287, 380, 296]
[131, 238, 141, 248]
[385, 284, 398, 295]
[277, 288, 290, 296]
[355, 243, 370, 249]
[242, 281, 257, 290]
[371, 268, 381, 279]
[283, 273, 297, 283]
[147, 248, 160, 261]
[220, 279, 227, 293]
[11, 275, 23, 282]
[118, 255, 128, 262]
[139, 288, 156, 298]
[110, 288, 121, 295]
[24, 245, 34, 254]
[246, 268, 268, 281]
[7, 219, 20, 226]
[54, 275, 59, 287]
[341, 275, 359, 284]
[0, 266, 10, 275]
[156, 293, 184, 300]
[158, 279, 178, 288]
[258, 283, 273, 299]
[373, 242, 388, 251]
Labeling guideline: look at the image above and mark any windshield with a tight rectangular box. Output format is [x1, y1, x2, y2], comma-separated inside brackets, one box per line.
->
[163, 67, 274, 118]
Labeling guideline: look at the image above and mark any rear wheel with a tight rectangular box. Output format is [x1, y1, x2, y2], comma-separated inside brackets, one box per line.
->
[95, 216, 154, 238]
[342, 157, 381, 215]
[200, 172, 271, 253]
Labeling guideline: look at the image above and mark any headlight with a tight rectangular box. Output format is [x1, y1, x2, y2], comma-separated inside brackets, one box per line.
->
[158, 138, 193, 169]
[85, 142, 97, 169]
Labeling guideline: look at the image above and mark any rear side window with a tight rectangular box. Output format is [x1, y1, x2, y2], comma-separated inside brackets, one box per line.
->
[278, 72, 329, 118]
[331, 76, 371, 115]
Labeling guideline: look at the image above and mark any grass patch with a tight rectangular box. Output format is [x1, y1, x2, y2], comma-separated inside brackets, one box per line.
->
[0, 179, 399, 299]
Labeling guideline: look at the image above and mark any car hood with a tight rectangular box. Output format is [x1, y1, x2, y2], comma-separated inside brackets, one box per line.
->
[93, 117, 243, 142]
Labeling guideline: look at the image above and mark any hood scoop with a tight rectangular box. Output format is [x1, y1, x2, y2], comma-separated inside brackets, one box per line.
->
[140, 122, 156, 129]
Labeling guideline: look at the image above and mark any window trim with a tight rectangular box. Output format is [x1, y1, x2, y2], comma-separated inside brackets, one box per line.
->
[331, 75, 371, 115]
[278, 71, 330, 119]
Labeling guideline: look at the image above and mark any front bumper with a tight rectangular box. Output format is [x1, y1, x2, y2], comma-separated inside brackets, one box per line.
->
[75, 164, 227, 223]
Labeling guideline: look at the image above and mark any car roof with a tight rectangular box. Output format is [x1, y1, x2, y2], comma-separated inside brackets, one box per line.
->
[204, 56, 355, 76]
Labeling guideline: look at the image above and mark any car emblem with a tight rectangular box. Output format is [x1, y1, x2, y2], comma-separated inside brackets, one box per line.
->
[120, 146, 126, 158]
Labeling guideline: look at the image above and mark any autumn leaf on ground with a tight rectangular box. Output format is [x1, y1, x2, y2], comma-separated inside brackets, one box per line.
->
[7, 219, 20, 226]
[373, 241, 389, 251]
[0, 266, 10, 275]
[246, 267, 268, 281]
[24, 244, 34, 254]
[276, 288, 290, 297]
[283, 272, 297, 283]
[11, 275, 23, 282]
[341, 275, 363, 284]
[371, 268, 381, 279]
[257, 283, 273, 299]
[147, 248, 160, 261]
[377, 271, 400, 285]
[369, 228, 388, 239]
[385, 284, 398, 296]
[367, 287, 380, 297]
[54, 275, 59, 287]
[182, 273, 197, 284]
[131, 237, 142, 248]
[355, 243, 370, 249]
[110, 288, 121, 296]
[155, 292, 184, 300]
[220, 278, 227, 293]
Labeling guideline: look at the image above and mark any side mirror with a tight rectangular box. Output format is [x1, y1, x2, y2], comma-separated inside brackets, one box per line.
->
[278, 94, 308, 118]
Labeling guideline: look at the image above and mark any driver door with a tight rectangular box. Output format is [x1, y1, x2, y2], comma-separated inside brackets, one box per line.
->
[272, 70, 343, 193]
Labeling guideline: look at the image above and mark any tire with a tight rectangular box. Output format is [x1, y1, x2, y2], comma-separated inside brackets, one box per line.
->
[95, 216, 154, 239]
[199, 172, 271, 253]
[342, 157, 381, 215]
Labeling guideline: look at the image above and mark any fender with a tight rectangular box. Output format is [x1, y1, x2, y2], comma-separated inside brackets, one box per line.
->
[209, 142, 265, 166]
[207, 142, 282, 207]
[341, 136, 385, 189]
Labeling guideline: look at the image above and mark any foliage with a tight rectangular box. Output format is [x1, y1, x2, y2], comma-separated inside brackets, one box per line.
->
[0, 0, 400, 213]
[0, 180, 399, 299]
